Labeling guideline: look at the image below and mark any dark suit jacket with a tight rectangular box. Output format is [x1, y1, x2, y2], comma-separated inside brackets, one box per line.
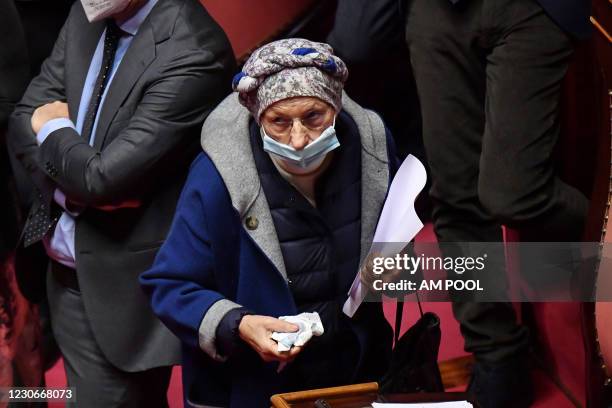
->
[0, 0, 29, 255]
[537, 0, 592, 39]
[451, 0, 592, 38]
[7, 0, 236, 371]
[0, 0, 29, 127]
[329, 0, 591, 67]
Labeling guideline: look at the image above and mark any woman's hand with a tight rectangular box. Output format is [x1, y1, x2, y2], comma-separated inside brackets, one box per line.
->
[238, 315, 303, 363]
[360, 252, 403, 292]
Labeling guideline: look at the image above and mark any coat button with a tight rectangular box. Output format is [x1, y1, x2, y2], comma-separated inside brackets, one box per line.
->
[245, 216, 258, 230]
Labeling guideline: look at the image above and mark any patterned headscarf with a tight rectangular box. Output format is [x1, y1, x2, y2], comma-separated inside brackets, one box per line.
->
[232, 38, 349, 123]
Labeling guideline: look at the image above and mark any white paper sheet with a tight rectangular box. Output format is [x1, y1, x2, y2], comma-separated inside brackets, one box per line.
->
[371, 401, 472, 408]
[343, 154, 427, 317]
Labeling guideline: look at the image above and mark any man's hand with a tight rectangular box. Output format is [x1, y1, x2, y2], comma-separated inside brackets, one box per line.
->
[31, 101, 69, 134]
[238, 315, 302, 363]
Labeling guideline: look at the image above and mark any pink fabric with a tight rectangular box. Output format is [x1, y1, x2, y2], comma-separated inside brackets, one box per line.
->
[1, 255, 44, 408]
[505, 228, 586, 406]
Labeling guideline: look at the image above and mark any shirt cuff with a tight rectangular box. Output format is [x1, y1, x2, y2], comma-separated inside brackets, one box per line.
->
[53, 189, 84, 217]
[36, 118, 76, 145]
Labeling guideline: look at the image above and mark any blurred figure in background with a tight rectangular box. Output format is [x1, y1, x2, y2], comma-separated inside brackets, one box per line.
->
[325, 0, 430, 218]
[7, 0, 235, 405]
[14, 0, 75, 79]
[0, 0, 45, 401]
[7, 1, 77, 382]
[326, 0, 420, 161]
[404, 0, 591, 407]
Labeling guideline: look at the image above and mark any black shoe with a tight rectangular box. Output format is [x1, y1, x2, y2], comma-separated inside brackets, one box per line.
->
[467, 356, 534, 408]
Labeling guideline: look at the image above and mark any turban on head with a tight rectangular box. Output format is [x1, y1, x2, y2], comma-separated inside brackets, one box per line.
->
[232, 38, 349, 123]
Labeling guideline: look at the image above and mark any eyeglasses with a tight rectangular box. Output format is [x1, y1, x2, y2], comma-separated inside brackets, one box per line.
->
[263, 109, 332, 136]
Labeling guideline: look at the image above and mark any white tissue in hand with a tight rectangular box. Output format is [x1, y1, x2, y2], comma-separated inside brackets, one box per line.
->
[271, 312, 324, 352]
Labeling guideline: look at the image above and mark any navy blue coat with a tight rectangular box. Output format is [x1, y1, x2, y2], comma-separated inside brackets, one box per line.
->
[143, 153, 299, 407]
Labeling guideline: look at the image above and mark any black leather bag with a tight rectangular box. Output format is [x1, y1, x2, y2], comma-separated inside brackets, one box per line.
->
[379, 299, 444, 393]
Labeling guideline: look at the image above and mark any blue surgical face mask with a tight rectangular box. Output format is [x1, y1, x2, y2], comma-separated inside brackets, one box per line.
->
[261, 117, 340, 172]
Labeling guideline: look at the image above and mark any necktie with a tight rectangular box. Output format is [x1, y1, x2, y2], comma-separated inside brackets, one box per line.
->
[22, 189, 61, 247]
[81, 19, 122, 143]
[22, 20, 122, 247]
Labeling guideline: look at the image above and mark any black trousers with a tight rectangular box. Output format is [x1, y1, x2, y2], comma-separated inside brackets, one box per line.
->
[405, 0, 588, 362]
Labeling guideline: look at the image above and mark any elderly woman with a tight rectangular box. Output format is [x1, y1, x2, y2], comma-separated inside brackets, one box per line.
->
[140, 38, 399, 408]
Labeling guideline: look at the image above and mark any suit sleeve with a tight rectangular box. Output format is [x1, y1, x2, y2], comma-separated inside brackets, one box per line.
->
[36, 42, 235, 206]
[6, 11, 69, 192]
[140, 155, 241, 362]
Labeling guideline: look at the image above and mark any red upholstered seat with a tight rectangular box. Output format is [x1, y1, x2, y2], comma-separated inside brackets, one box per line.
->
[198, 0, 317, 60]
